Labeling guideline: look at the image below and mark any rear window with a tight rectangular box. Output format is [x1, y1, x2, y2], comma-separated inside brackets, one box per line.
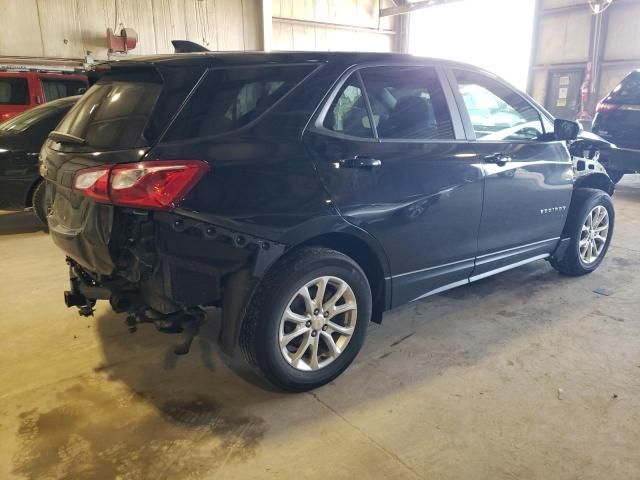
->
[0, 78, 29, 105]
[609, 72, 640, 104]
[41, 78, 87, 101]
[163, 64, 316, 142]
[0, 101, 68, 135]
[55, 75, 161, 150]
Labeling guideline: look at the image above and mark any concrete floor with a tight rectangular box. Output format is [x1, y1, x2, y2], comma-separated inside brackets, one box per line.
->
[1, 177, 639, 480]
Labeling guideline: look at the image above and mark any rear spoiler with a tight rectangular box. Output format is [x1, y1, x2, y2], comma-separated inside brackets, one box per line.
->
[85, 61, 162, 86]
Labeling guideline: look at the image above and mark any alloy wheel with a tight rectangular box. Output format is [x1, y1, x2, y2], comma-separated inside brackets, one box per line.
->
[278, 276, 357, 371]
[579, 205, 609, 264]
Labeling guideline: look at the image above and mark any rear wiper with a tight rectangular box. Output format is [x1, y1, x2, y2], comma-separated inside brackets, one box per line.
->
[48, 131, 86, 145]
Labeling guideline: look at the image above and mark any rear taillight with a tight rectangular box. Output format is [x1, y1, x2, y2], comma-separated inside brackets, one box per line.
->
[73, 160, 208, 210]
[74, 166, 110, 203]
[596, 102, 620, 113]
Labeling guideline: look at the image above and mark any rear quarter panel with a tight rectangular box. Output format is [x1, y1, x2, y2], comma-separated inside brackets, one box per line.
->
[152, 61, 351, 244]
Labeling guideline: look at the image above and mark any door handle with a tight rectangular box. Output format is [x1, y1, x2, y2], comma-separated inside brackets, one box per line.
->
[339, 155, 382, 169]
[484, 153, 513, 166]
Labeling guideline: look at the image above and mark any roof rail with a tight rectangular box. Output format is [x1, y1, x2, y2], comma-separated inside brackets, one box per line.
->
[0, 56, 86, 74]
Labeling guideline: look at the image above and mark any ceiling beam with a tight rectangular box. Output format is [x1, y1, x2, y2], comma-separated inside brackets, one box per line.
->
[380, 0, 465, 17]
[261, 0, 272, 52]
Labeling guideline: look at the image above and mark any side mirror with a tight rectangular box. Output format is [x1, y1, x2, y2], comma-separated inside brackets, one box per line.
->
[554, 118, 580, 141]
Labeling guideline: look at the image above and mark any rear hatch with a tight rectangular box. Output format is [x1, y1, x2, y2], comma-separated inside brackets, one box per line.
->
[42, 64, 200, 274]
[593, 71, 640, 149]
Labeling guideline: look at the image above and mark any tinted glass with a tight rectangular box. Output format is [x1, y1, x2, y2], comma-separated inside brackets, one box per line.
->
[0, 101, 69, 135]
[361, 66, 454, 140]
[0, 78, 29, 105]
[323, 74, 373, 138]
[164, 65, 315, 141]
[454, 69, 543, 141]
[41, 79, 87, 101]
[55, 77, 161, 149]
[608, 71, 640, 104]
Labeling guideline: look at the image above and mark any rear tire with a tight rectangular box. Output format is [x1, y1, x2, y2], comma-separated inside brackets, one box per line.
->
[31, 181, 47, 226]
[240, 247, 371, 392]
[606, 168, 624, 185]
[551, 188, 614, 276]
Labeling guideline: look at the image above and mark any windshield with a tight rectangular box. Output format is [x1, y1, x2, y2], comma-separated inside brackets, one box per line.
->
[0, 102, 64, 135]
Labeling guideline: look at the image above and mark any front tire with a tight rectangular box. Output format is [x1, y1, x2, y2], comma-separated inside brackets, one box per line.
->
[240, 247, 371, 392]
[551, 188, 614, 276]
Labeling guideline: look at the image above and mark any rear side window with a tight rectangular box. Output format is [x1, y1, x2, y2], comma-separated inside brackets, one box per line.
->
[0, 78, 29, 105]
[41, 79, 86, 101]
[55, 76, 161, 150]
[609, 72, 640, 104]
[360, 66, 454, 140]
[163, 65, 316, 142]
[322, 66, 454, 140]
[323, 74, 373, 138]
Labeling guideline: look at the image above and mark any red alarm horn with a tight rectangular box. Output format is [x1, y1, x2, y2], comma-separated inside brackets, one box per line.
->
[107, 27, 138, 53]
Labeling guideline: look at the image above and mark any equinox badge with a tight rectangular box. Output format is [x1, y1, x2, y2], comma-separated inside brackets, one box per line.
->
[540, 206, 567, 215]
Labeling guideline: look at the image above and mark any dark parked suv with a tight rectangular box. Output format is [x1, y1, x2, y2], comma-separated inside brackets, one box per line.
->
[41, 52, 615, 391]
[593, 70, 640, 183]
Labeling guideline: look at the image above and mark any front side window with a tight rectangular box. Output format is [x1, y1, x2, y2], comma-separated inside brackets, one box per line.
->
[323, 74, 373, 138]
[360, 66, 454, 140]
[0, 78, 29, 105]
[454, 69, 544, 141]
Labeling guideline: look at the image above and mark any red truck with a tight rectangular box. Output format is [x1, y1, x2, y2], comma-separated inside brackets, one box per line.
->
[0, 57, 87, 121]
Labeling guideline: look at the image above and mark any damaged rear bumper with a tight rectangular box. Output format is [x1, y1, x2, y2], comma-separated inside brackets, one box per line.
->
[60, 210, 285, 354]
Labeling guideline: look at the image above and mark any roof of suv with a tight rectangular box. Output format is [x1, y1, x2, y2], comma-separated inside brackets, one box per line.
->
[107, 51, 482, 71]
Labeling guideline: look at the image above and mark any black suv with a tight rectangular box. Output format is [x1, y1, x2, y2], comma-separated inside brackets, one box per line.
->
[42, 52, 615, 391]
[593, 70, 640, 183]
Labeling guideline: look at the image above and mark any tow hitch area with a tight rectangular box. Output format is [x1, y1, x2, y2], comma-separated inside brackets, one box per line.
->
[63, 258, 206, 355]
[124, 309, 206, 355]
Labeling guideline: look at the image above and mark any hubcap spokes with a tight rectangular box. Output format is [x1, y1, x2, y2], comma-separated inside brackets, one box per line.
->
[279, 276, 357, 371]
[579, 205, 609, 264]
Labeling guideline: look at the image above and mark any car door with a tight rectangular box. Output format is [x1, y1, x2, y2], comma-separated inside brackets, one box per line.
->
[303, 64, 485, 307]
[448, 68, 573, 279]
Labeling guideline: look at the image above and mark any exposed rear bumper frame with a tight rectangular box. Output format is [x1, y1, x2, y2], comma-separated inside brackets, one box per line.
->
[63, 213, 287, 355]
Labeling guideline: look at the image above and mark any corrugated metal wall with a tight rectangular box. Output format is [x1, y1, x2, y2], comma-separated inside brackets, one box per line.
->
[0, 0, 263, 58]
[0, 0, 397, 60]
[529, 0, 640, 118]
[271, 0, 397, 52]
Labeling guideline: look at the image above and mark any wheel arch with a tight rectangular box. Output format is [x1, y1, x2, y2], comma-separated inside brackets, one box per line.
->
[573, 172, 615, 196]
[294, 230, 391, 323]
[24, 177, 43, 207]
[551, 187, 614, 275]
[219, 218, 392, 355]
